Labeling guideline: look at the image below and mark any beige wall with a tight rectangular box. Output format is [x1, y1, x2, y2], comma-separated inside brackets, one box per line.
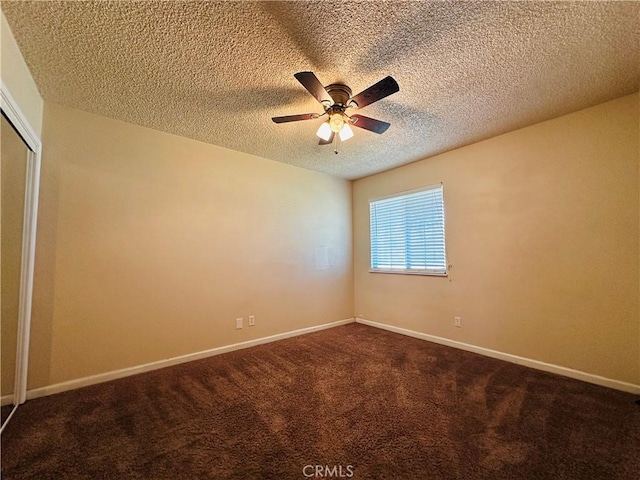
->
[353, 93, 639, 385]
[28, 102, 353, 389]
[0, 11, 43, 136]
[1, 116, 28, 397]
[2, 1, 636, 394]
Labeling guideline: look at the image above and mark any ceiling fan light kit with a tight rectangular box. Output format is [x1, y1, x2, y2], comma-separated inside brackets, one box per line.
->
[272, 72, 399, 154]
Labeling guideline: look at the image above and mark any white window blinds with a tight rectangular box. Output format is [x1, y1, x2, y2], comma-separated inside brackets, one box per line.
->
[370, 184, 447, 275]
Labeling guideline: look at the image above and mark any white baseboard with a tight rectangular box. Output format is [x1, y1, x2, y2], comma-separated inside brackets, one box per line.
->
[1, 393, 14, 407]
[356, 318, 640, 394]
[27, 318, 356, 401]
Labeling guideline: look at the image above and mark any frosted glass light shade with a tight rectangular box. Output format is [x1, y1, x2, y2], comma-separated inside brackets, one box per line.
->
[316, 122, 332, 141]
[339, 123, 354, 141]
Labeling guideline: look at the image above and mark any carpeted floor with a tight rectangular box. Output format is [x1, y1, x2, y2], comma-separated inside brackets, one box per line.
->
[1, 323, 639, 479]
[1, 404, 15, 425]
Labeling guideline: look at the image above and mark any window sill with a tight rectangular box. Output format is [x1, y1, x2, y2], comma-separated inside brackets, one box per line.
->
[369, 269, 448, 277]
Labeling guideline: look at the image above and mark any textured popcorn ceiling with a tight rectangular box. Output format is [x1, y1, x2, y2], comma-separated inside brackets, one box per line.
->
[2, 1, 639, 179]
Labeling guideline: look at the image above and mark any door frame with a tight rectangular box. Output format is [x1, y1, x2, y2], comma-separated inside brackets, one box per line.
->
[1, 80, 42, 406]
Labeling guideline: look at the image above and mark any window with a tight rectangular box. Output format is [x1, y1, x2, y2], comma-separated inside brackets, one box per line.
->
[369, 184, 447, 275]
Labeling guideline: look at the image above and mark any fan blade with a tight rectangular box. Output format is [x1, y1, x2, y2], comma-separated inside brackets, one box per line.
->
[319, 132, 334, 145]
[272, 113, 318, 123]
[350, 114, 391, 134]
[294, 72, 333, 105]
[349, 76, 399, 109]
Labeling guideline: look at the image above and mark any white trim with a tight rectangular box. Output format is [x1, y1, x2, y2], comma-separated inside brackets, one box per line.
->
[1, 81, 42, 407]
[1, 394, 14, 407]
[356, 318, 640, 394]
[1, 81, 41, 152]
[369, 269, 447, 277]
[26, 318, 356, 401]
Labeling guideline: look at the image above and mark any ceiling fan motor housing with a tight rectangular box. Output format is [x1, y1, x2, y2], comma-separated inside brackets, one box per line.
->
[325, 84, 352, 107]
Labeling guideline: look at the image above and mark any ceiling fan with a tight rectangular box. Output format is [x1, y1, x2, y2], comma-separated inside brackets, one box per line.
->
[272, 72, 399, 153]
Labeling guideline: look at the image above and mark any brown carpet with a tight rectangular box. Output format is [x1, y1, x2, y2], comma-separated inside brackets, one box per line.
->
[1, 323, 639, 479]
[1, 405, 15, 425]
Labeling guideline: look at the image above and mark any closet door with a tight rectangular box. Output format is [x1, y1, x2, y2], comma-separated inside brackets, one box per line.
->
[1, 114, 29, 428]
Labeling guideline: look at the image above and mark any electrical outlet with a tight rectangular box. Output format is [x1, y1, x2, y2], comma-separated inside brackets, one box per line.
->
[235, 318, 243, 329]
[248, 315, 255, 326]
[454, 316, 461, 328]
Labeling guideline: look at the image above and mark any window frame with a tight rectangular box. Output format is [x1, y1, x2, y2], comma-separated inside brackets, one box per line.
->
[369, 183, 448, 277]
